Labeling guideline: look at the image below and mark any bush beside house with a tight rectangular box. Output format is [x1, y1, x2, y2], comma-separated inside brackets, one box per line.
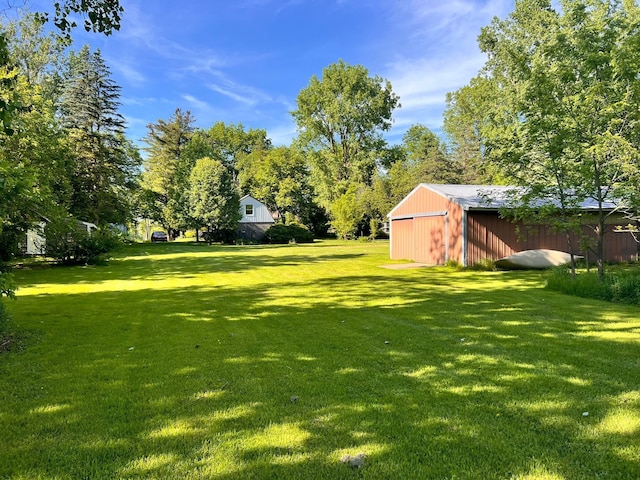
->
[45, 218, 122, 265]
[263, 224, 314, 244]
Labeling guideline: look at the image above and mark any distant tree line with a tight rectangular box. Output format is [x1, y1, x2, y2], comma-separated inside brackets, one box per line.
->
[140, 60, 477, 242]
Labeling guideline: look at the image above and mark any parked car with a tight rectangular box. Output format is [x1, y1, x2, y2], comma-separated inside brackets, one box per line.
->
[151, 231, 168, 242]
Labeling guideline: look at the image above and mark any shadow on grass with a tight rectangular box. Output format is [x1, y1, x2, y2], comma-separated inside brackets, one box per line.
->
[14, 242, 367, 288]
[1, 246, 639, 479]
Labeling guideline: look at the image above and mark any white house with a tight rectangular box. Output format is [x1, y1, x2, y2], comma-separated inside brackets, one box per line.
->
[237, 195, 275, 241]
[25, 222, 47, 255]
[23, 220, 97, 255]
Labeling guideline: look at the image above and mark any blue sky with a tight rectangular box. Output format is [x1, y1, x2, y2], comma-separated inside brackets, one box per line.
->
[31, 0, 514, 147]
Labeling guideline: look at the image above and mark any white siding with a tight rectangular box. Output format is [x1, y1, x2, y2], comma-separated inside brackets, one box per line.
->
[26, 222, 46, 255]
[239, 195, 275, 224]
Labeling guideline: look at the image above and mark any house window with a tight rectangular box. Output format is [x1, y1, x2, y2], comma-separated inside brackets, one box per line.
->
[245, 204, 254, 216]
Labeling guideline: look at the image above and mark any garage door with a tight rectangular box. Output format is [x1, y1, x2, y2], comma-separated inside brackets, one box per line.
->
[391, 213, 447, 264]
[413, 215, 447, 265]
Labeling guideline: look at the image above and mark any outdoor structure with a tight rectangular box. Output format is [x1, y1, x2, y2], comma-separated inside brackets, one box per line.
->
[237, 195, 275, 241]
[24, 222, 47, 255]
[388, 184, 638, 266]
[22, 220, 97, 255]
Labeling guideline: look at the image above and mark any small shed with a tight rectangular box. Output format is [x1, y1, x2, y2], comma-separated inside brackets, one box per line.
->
[388, 184, 638, 266]
[237, 195, 275, 241]
[25, 222, 47, 255]
[23, 219, 97, 255]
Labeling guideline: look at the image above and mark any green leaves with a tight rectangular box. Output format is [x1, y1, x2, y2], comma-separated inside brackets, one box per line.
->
[0, 272, 16, 299]
[188, 157, 241, 237]
[52, 0, 123, 37]
[292, 60, 400, 206]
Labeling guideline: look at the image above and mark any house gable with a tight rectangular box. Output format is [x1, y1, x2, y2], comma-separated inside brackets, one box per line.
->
[239, 195, 275, 224]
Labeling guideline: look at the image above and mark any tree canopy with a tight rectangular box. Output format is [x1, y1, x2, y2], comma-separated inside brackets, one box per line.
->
[292, 60, 400, 205]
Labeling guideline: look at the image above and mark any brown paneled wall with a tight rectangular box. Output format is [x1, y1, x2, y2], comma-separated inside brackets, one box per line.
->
[467, 212, 638, 265]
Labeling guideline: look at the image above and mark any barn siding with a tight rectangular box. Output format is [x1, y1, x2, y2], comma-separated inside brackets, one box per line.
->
[466, 212, 639, 264]
[413, 216, 447, 264]
[390, 186, 464, 265]
[390, 219, 415, 261]
[390, 185, 638, 266]
[391, 185, 451, 217]
[239, 195, 275, 224]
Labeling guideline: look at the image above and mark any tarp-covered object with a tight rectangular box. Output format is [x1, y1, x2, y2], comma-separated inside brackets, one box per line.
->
[495, 249, 582, 270]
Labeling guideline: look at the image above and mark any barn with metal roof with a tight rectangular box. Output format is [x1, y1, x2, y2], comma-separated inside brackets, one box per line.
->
[387, 184, 637, 266]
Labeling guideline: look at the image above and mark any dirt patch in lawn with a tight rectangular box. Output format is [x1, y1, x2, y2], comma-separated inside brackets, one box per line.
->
[0, 334, 18, 353]
[381, 263, 430, 270]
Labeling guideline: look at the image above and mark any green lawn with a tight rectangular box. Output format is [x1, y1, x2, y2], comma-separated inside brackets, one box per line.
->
[1, 240, 639, 479]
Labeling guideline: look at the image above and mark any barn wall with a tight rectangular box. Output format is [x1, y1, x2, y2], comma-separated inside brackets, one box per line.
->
[390, 185, 638, 266]
[412, 216, 447, 264]
[389, 186, 464, 265]
[390, 219, 414, 261]
[466, 212, 639, 264]
[391, 186, 451, 217]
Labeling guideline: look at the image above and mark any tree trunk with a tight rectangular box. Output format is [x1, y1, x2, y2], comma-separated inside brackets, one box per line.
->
[566, 232, 577, 279]
[596, 213, 605, 281]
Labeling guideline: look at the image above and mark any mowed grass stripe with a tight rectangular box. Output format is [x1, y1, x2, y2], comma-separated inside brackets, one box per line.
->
[1, 240, 639, 479]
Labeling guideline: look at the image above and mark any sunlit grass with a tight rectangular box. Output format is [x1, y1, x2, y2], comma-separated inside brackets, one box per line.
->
[1, 240, 639, 479]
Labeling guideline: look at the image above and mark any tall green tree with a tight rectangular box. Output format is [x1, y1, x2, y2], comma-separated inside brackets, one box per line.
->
[0, 1, 123, 133]
[188, 157, 241, 243]
[60, 45, 139, 224]
[4, 13, 68, 104]
[330, 186, 361, 239]
[140, 108, 196, 235]
[443, 77, 504, 184]
[468, 0, 640, 279]
[0, 20, 73, 260]
[401, 124, 461, 185]
[291, 60, 400, 206]
[362, 125, 460, 226]
[183, 122, 271, 184]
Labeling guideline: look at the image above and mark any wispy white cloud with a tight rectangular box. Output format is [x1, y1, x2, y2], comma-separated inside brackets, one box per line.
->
[121, 96, 155, 107]
[379, 0, 513, 138]
[181, 94, 212, 112]
[117, 1, 230, 71]
[206, 73, 274, 107]
[111, 62, 146, 86]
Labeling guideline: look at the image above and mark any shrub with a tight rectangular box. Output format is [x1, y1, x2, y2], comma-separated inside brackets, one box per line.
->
[46, 218, 122, 265]
[0, 302, 10, 338]
[445, 259, 463, 270]
[545, 267, 640, 304]
[0, 271, 16, 300]
[545, 268, 610, 300]
[81, 229, 123, 265]
[263, 223, 314, 244]
[607, 271, 640, 305]
[469, 258, 497, 271]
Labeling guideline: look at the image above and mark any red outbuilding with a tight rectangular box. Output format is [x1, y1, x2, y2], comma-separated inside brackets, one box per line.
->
[388, 184, 638, 266]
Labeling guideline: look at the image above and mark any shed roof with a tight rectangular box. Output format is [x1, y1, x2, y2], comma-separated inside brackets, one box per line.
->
[390, 183, 619, 217]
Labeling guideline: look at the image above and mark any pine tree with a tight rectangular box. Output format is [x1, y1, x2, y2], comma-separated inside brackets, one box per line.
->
[140, 108, 196, 234]
[60, 45, 139, 224]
